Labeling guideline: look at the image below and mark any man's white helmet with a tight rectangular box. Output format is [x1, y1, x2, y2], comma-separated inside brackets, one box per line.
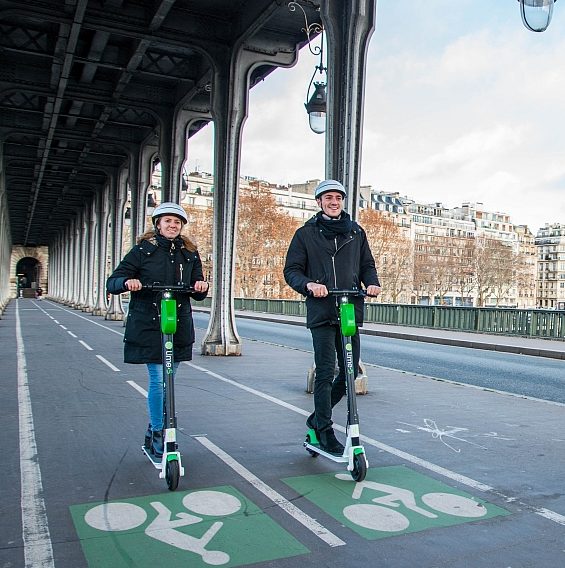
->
[152, 202, 188, 225]
[314, 179, 347, 199]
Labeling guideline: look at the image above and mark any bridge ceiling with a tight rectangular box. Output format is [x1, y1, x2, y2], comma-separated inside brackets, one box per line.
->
[0, 0, 320, 246]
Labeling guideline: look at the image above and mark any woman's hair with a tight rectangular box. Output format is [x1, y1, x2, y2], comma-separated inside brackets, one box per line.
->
[136, 228, 198, 252]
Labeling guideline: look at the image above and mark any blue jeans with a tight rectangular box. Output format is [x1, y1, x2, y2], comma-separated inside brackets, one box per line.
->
[146, 362, 179, 431]
[310, 325, 360, 431]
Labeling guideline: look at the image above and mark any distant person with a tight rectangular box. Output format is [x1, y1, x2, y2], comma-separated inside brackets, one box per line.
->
[35, 287, 43, 300]
[284, 180, 381, 455]
[106, 202, 209, 458]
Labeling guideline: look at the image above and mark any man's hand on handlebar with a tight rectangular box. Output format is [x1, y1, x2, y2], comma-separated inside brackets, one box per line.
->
[366, 285, 382, 297]
[306, 282, 328, 298]
[125, 278, 142, 291]
[193, 280, 209, 293]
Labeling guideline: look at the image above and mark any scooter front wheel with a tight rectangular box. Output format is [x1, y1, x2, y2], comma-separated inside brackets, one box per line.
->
[305, 434, 319, 458]
[166, 459, 180, 491]
[351, 452, 367, 482]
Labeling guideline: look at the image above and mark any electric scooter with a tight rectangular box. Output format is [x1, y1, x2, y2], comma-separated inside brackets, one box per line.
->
[140, 283, 194, 491]
[304, 288, 369, 482]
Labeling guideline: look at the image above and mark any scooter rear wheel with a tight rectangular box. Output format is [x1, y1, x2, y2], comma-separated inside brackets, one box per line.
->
[166, 459, 180, 491]
[351, 452, 367, 482]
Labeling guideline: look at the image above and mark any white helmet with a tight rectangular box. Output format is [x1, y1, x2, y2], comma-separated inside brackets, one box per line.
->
[314, 179, 347, 199]
[152, 202, 188, 225]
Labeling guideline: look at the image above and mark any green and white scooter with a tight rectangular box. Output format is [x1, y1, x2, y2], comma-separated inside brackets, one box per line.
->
[141, 283, 193, 491]
[304, 288, 369, 482]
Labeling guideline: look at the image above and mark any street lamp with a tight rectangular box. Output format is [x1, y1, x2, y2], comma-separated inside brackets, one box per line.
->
[519, 0, 557, 32]
[288, 1, 327, 134]
[305, 81, 327, 135]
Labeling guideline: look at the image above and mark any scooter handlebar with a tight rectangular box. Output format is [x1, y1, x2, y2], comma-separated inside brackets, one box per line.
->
[327, 288, 367, 297]
[141, 283, 196, 293]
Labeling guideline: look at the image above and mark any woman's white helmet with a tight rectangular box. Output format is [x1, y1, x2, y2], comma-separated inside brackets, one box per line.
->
[314, 179, 347, 199]
[151, 202, 188, 225]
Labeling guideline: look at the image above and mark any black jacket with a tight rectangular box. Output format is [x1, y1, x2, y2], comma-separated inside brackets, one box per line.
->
[106, 234, 207, 364]
[283, 212, 380, 328]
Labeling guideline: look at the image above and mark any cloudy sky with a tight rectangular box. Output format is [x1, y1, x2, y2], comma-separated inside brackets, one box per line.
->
[186, 0, 565, 233]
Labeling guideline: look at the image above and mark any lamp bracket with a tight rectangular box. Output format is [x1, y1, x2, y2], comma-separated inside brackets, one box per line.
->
[288, 1, 323, 56]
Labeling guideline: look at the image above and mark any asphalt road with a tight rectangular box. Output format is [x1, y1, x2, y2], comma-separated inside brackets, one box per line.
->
[3, 299, 564, 568]
[193, 312, 565, 404]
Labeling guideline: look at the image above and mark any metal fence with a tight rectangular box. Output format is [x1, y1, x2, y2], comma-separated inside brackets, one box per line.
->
[201, 297, 565, 340]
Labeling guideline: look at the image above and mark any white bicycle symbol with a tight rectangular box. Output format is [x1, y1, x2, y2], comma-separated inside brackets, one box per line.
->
[84, 490, 241, 565]
[335, 473, 487, 532]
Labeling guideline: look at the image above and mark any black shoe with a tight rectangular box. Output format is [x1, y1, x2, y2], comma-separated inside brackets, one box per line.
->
[144, 424, 152, 449]
[151, 430, 164, 458]
[319, 428, 344, 455]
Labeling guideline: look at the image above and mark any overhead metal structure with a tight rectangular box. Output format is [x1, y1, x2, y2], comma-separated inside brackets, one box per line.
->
[0, 0, 377, 356]
[0, 0, 321, 246]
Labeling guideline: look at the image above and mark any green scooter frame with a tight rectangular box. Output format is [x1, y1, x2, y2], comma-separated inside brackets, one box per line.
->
[141, 283, 192, 490]
[304, 289, 369, 482]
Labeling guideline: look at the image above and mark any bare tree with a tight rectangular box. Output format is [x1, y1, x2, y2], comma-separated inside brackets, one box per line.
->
[474, 236, 514, 307]
[359, 209, 413, 303]
[451, 237, 476, 306]
[184, 204, 213, 282]
[236, 185, 299, 298]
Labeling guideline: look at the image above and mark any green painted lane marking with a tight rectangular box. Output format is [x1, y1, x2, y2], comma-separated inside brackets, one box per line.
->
[283, 466, 510, 539]
[70, 485, 308, 567]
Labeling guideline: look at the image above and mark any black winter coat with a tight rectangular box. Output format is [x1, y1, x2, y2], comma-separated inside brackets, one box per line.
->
[106, 234, 207, 364]
[283, 212, 380, 328]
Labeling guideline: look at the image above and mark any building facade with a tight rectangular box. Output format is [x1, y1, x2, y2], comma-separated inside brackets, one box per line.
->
[535, 223, 565, 310]
[145, 168, 555, 309]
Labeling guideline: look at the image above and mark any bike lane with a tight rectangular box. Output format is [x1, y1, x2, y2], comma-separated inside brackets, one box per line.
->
[4, 299, 564, 568]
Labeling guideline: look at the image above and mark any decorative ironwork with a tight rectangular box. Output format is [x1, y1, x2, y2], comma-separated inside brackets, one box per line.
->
[288, 2, 327, 134]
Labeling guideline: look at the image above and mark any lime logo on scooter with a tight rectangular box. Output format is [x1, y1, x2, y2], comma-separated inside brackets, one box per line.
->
[345, 343, 354, 375]
[165, 341, 174, 375]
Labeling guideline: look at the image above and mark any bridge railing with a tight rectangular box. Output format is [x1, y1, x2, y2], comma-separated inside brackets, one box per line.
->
[200, 297, 565, 340]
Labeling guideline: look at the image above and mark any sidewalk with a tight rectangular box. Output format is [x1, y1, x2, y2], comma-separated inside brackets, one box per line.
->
[195, 308, 565, 361]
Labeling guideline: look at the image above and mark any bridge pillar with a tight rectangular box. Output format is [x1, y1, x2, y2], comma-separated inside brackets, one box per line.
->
[201, 24, 299, 356]
[322, 0, 376, 221]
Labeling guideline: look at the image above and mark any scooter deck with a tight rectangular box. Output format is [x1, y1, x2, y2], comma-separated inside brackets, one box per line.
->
[304, 440, 349, 463]
[142, 445, 162, 469]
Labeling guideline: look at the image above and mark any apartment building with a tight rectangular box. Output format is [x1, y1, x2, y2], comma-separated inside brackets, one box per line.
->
[535, 223, 565, 310]
[145, 168, 551, 308]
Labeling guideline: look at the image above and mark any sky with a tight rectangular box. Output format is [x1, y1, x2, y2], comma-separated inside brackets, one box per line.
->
[185, 0, 565, 233]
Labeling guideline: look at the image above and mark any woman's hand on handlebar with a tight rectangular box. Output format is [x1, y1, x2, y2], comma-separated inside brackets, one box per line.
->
[125, 278, 142, 292]
[306, 282, 328, 298]
[193, 280, 209, 293]
[366, 285, 382, 297]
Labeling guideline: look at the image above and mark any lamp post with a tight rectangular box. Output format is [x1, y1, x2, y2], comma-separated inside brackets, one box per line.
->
[289, 1, 327, 134]
[519, 0, 556, 32]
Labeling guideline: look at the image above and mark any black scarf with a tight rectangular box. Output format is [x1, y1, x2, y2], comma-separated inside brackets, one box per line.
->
[315, 211, 353, 239]
[155, 233, 184, 250]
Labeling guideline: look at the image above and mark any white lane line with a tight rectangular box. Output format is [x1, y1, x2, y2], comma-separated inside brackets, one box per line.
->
[49, 304, 124, 336]
[188, 363, 309, 415]
[187, 362, 565, 526]
[96, 355, 120, 372]
[535, 508, 565, 526]
[36, 303, 123, 370]
[16, 303, 55, 567]
[127, 380, 148, 397]
[188, 363, 490, 490]
[194, 436, 346, 548]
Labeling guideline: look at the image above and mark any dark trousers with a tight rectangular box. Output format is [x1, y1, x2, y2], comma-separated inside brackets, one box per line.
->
[310, 324, 360, 432]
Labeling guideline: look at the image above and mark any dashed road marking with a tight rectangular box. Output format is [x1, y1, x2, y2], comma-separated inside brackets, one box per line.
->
[194, 436, 346, 547]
